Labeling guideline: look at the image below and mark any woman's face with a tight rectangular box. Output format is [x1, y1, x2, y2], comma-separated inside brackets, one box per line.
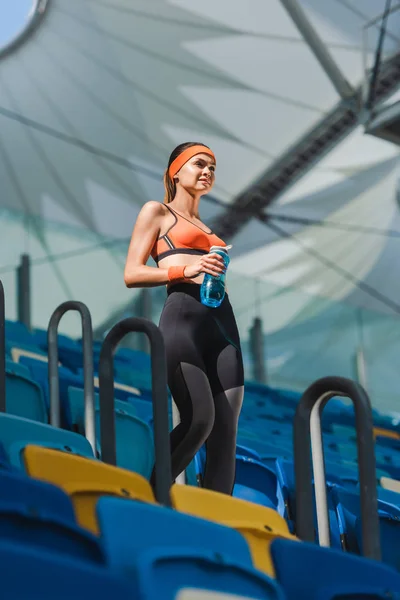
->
[176, 152, 216, 194]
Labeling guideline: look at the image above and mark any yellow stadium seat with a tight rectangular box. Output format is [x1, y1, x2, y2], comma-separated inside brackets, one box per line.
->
[23, 445, 155, 534]
[171, 484, 298, 577]
[373, 427, 400, 441]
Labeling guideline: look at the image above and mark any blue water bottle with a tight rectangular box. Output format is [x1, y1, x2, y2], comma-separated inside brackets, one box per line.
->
[200, 245, 232, 308]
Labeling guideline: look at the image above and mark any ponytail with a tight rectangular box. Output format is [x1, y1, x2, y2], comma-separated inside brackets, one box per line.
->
[163, 170, 176, 204]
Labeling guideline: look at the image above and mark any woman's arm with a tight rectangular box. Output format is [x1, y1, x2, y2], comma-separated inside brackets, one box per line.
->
[124, 201, 170, 288]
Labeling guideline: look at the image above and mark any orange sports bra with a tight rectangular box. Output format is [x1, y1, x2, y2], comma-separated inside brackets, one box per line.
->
[151, 204, 226, 264]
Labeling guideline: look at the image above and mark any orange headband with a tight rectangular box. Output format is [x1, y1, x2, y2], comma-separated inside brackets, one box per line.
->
[168, 145, 216, 180]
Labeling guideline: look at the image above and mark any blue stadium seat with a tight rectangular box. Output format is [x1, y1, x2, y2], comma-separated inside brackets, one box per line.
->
[5, 367, 47, 423]
[18, 355, 82, 427]
[376, 485, 400, 508]
[233, 456, 286, 515]
[97, 497, 284, 599]
[0, 541, 133, 599]
[5, 320, 35, 346]
[236, 444, 261, 460]
[0, 469, 104, 563]
[68, 387, 154, 477]
[128, 396, 155, 425]
[115, 362, 152, 391]
[5, 359, 30, 378]
[330, 484, 400, 570]
[0, 413, 94, 469]
[270, 537, 400, 600]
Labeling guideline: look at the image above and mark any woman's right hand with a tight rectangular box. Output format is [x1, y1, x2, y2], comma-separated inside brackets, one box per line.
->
[183, 252, 226, 279]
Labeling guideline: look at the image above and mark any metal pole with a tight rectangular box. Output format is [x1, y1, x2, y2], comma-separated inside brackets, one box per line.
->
[47, 301, 95, 451]
[294, 376, 381, 561]
[309, 392, 331, 547]
[17, 253, 31, 331]
[0, 281, 5, 412]
[355, 309, 368, 390]
[249, 317, 267, 384]
[98, 317, 172, 507]
[280, 0, 354, 99]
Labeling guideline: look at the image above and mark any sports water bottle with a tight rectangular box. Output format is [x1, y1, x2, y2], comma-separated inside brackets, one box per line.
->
[200, 245, 232, 308]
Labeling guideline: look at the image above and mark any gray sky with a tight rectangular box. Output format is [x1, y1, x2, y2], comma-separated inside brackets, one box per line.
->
[0, 0, 35, 49]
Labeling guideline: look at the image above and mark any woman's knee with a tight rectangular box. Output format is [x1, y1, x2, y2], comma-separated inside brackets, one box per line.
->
[190, 409, 215, 447]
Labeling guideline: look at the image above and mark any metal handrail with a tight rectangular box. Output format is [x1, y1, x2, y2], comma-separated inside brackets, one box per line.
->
[48, 301, 95, 451]
[98, 317, 171, 507]
[294, 376, 381, 561]
[0, 281, 5, 412]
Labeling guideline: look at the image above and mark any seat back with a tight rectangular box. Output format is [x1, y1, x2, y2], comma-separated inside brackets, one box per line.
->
[0, 541, 134, 599]
[19, 356, 83, 427]
[68, 387, 154, 477]
[0, 470, 104, 563]
[270, 537, 400, 600]
[171, 484, 297, 576]
[332, 484, 400, 568]
[0, 413, 94, 469]
[97, 496, 253, 567]
[234, 456, 285, 515]
[23, 445, 155, 533]
[134, 548, 284, 600]
[5, 370, 47, 423]
[98, 497, 283, 600]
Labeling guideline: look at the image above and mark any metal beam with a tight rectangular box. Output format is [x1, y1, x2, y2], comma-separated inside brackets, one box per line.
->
[280, 0, 354, 100]
[212, 50, 400, 241]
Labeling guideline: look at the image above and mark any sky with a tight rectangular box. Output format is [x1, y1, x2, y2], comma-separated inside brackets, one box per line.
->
[0, 0, 35, 50]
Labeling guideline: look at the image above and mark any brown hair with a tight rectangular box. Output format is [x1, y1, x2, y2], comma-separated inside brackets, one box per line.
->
[163, 141, 211, 204]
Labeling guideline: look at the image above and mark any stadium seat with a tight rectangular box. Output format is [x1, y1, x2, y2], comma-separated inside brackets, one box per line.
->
[98, 498, 284, 599]
[5, 367, 47, 423]
[329, 484, 400, 570]
[5, 320, 36, 346]
[97, 496, 254, 567]
[233, 456, 286, 515]
[270, 537, 400, 600]
[5, 358, 30, 378]
[171, 484, 298, 576]
[23, 445, 155, 533]
[18, 355, 82, 427]
[68, 387, 154, 477]
[0, 541, 134, 599]
[236, 444, 261, 460]
[0, 469, 104, 563]
[0, 413, 94, 469]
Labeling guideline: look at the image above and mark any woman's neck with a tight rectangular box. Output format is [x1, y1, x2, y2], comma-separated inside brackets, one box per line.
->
[170, 189, 201, 218]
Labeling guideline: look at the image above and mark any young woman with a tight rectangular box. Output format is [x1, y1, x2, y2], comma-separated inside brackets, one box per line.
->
[124, 142, 244, 495]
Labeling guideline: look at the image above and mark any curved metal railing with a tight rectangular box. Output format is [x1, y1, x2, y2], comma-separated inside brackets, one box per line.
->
[48, 301, 95, 451]
[294, 375, 381, 561]
[0, 281, 5, 412]
[98, 317, 171, 507]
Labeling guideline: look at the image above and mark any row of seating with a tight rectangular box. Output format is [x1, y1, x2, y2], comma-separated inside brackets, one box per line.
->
[1, 317, 400, 598]
[1, 416, 400, 599]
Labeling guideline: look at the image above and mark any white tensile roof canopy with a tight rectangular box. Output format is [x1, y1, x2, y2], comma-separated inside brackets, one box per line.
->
[0, 0, 399, 399]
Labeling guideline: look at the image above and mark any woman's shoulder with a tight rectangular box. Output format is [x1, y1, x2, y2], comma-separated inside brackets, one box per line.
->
[140, 200, 170, 218]
[141, 200, 167, 214]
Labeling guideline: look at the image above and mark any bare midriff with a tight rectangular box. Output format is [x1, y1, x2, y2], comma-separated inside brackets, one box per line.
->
[159, 254, 205, 290]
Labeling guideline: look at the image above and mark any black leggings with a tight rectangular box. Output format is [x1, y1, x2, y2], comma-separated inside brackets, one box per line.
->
[157, 283, 244, 495]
